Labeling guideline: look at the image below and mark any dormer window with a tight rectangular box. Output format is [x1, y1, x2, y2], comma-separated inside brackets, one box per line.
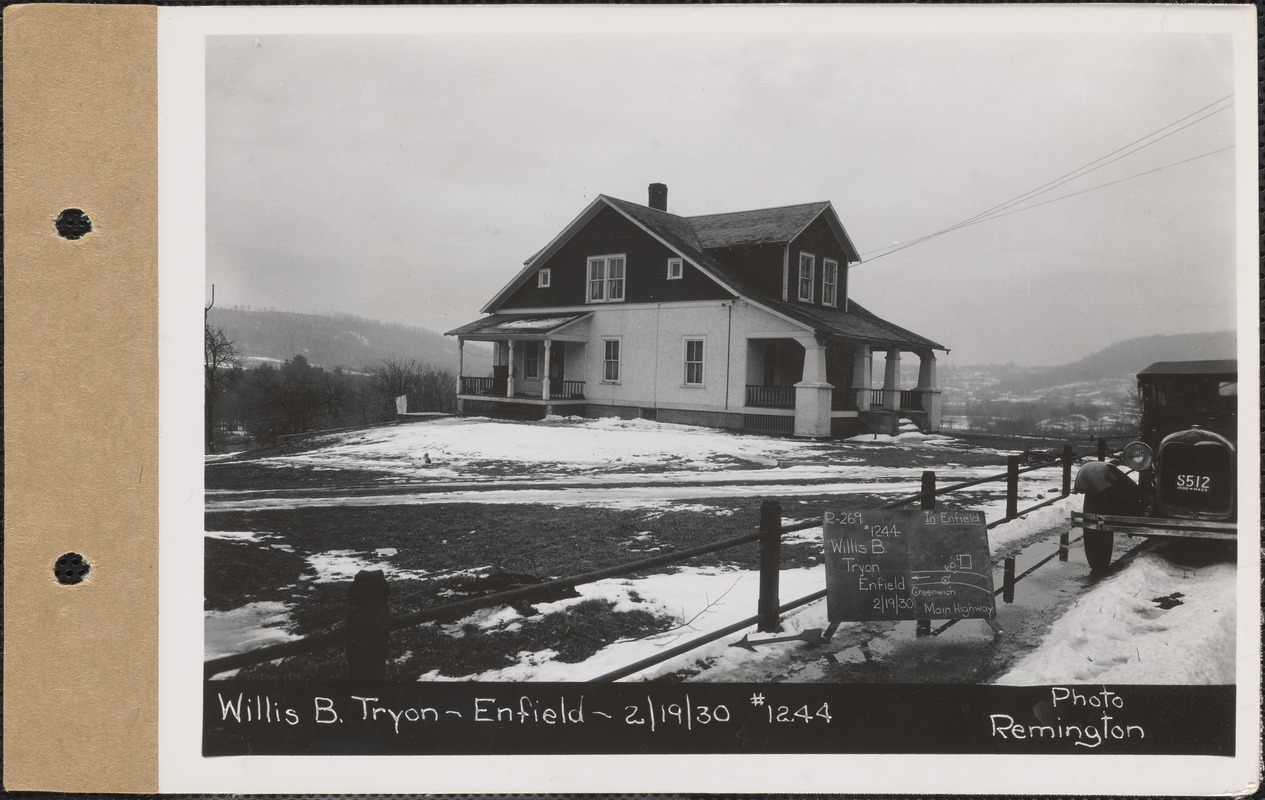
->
[798, 252, 815, 302]
[537, 268, 551, 288]
[822, 259, 838, 307]
[587, 255, 626, 303]
[667, 258, 683, 280]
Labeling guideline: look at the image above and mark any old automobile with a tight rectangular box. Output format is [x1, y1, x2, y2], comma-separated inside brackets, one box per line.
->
[1070, 360, 1237, 572]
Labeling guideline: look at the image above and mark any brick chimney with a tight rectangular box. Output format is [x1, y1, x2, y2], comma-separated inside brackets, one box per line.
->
[648, 183, 668, 212]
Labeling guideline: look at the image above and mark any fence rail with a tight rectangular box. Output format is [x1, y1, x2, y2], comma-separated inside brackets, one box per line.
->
[206, 438, 1111, 681]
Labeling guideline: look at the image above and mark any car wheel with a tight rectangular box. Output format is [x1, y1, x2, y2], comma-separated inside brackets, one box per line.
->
[1082, 493, 1115, 573]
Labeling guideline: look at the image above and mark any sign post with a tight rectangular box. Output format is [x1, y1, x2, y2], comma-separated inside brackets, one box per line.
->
[823, 509, 997, 626]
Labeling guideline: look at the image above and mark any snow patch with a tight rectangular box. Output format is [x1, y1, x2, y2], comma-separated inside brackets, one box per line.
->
[205, 601, 298, 663]
[995, 553, 1236, 685]
[303, 550, 430, 583]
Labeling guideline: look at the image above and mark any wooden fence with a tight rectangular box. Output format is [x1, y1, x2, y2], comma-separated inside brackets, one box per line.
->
[204, 440, 1107, 682]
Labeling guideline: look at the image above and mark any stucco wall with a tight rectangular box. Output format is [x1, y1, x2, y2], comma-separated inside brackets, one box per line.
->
[582, 301, 735, 409]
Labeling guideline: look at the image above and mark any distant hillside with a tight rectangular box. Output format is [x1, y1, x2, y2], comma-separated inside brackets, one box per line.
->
[206, 307, 491, 373]
[991, 331, 1237, 393]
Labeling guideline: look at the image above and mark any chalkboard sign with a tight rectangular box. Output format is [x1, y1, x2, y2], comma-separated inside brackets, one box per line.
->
[823, 509, 996, 622]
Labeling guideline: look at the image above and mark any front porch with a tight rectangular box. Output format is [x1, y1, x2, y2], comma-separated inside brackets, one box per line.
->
[448, 313, 592, 421]
[742, 338, 943, 437]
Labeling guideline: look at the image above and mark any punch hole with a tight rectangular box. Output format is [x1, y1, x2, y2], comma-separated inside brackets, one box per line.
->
[54, 552, 90, 585]
[54, 208, 93, 240]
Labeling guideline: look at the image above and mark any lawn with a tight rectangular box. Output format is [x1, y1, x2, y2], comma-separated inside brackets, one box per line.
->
[204, 416, 1079, 680]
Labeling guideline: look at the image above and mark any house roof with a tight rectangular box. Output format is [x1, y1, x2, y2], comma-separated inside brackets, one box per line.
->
[687, 202, 831, 248]
[599, 196, 739, 286]
[445, 313, 591, 339]
[1137, 360, 1236, 379]
[472, 193, 939, 351]
[760, 298, 946, 351]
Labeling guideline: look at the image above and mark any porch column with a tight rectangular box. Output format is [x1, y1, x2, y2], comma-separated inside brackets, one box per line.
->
[794, 337, 832, 438]
[542, 339, 552, 402]
[456, 338, 465, 414]
[851, 344, 872, 409]
[882, 349, 901, 411]
[507, 339, 515, 398]
[916, 350, 942, 431]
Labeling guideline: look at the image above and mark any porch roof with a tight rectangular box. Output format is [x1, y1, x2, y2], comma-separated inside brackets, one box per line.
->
[446, 313, 591, 340]
[760, 298, 948, 352]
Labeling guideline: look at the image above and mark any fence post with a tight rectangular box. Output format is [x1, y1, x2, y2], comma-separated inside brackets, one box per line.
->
[1061, 444, 1074, 496]
[921, 471, 936, 510]
[1002, 557, 1016, 603]
[1006, 455, 1019, 519]
[916, 471, 935, 637]
[347, 569, 390, 680]
[1097, 437, 1107, 461]
[1059, 444, 1075, 561]
[757, 499, 782, 633]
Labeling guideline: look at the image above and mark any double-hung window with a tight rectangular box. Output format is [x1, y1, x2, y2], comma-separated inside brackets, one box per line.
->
[798, 253, 815, 302]
[822, 259, 839, 307]
[602, 339, 621, 382]
[684, 339, 704, 387]
[523, 341, 540, 379]
[588, 255, 626, 303]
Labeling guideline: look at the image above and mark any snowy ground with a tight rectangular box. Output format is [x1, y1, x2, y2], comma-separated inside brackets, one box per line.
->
[205, 416, 1236, 684]
[211, 415, 1008, 485]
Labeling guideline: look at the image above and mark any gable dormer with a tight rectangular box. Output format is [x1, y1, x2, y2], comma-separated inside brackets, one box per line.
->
[689, 201, 858, 310]
[788, 211, 853, 309]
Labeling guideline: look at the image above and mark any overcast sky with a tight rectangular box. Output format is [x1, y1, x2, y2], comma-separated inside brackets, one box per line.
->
[206, 15, 1242, 366]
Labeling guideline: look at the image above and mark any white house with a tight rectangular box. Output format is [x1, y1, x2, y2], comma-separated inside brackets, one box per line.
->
[446, 184, 946, 438]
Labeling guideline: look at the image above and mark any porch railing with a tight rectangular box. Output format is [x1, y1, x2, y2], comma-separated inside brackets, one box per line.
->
[831, 388, 924, 412]
[831, 388, 854, 411]
[460, 376, 496, 396]
[551, 379, 586, 399]
[745, 384, 795, 409]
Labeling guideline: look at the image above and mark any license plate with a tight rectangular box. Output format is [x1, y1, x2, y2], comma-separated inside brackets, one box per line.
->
[1175, 474, 1211, 492]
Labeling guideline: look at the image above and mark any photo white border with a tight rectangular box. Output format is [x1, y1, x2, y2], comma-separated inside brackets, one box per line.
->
[159, 4, 1260, 794]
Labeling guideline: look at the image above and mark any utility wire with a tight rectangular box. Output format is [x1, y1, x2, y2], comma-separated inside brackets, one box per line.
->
[909, 94, 1233, 244]
[914, 101, 1232, 249]
[859, 93, 1235, 263]
[861, 94, 1233, 259]
[864, 143, 1233, 263]
[960, 144, 1235, 225]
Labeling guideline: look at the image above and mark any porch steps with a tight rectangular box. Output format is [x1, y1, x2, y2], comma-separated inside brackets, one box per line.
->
[859, 412, 931, 435]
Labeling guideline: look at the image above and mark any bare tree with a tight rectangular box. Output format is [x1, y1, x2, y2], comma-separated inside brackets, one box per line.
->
[205, 324, 240, 453]
[416, 365, 457, 413]
[371, 358, 420, 415]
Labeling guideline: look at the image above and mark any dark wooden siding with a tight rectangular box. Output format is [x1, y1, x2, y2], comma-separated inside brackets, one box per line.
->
[499, 206, 733, 310]
[789, 215, 851, 308]
[701, 243, 786, 299]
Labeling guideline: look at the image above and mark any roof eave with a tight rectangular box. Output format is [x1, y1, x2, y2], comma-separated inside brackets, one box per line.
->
[481, 196, 610, 313]
[600, 200, 743, 299]
[787, 202, 861, 263]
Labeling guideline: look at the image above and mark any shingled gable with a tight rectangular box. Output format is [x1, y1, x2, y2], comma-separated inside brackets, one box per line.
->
[483, 195, 859, 312]
[481, 195, 739, 313]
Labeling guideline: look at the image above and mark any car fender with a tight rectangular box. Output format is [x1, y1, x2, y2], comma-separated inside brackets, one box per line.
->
[1074, 460, 1125, 494]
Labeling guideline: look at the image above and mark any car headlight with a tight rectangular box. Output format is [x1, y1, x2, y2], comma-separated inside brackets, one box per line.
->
[1121, 441, 1153, 471]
